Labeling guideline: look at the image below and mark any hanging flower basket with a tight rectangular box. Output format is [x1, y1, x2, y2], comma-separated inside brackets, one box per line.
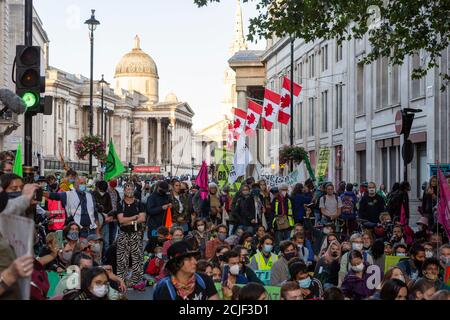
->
[279, 145, 308, 165]
[75, 135, 107, 164]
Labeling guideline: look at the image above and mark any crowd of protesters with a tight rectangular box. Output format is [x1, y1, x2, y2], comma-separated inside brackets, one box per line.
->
[0, 149, 449, 300]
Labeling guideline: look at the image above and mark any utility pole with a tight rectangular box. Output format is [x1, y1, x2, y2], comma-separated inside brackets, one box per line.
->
[289, 38, 294, 172]
[23, 0, 33, 181]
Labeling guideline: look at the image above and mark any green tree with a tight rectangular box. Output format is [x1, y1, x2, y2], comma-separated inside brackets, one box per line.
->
[194, 0, 450, 88]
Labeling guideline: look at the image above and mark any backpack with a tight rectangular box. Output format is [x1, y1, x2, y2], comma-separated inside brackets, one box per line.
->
[153, 273, 206, 300]
[340, 194, 355, 220]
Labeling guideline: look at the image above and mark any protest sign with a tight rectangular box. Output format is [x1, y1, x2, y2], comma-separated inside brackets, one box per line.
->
[430, 164, 450, 177]
[217, 164, 242, 196]
[0, 214, 35, 300]
[259, 170, 300, 189]
[384, 255, 408, 272]
[315, 148, 331, 179]
[255, 270, 271, 286]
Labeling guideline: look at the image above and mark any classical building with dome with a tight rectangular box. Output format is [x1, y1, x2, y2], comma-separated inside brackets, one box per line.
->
[35, 35, 194, 176]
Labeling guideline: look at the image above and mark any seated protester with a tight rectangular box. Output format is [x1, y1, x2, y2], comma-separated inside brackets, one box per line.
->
[249, 235, 278, 271]
[86, 234, 104, 265]
[63, 267, 110, 300]
[414, 216, 431, 243]
[186, 218, 211, 258]
[339, 233, 374, 285]
[384, 241, 393, 256]
[423, 242, 435, 259]
[54, 253, 93, 297]
[162, 227, 185, 257]
[392, 243, 408, 257]
[290, 223, 315, 263]
[270, 241, 297, 286]
[280, 281, 303, 300]
[38, 235, 74, 273]
[153, 241, 219, 300]
[390, 225, 407, 247]
[237, 282, 267, 300]
[421, 257, 449, 290]
[323, 286, 345, 300]
[341, 250, 378, 300]
[315, 240, 341, 288]
[397, 243, 426, 282]
[379, 279, 408, 300]
[144, 226, 169, 255]
[373, 266, 411, 297]
[204, 224, 231, 260]
[287, 260, 323, 300]
[209, 245, 230, 269]
[251, 225, 267, 251]
[371, 239, 386, 273]
[319, 232, 338, 258]
[145, 246, 165, 278]
[222, 250, 263, 285]
[374, 212, 394, 241]
[409, 278, 436, 300]
[311, 223, 336, 257]
[291, 232, 310, 266]
[238, 232, 256, 257]
[224, 226, 245, 247]
[30, 259, 50, 300]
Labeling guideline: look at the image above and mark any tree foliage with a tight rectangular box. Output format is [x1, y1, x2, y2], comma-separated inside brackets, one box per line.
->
[194, 0, 450, 88]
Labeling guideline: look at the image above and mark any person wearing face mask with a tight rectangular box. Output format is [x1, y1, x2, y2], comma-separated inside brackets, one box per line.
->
[145, 246, 165, 280]
[45, 179, 67, 233]
[421, 176, 438, 227]
[186, 219, 211, 257]
[420, 258, 449, 290]
[286, 260, 323, 299]
[169, 179, 190, 234]
[64, 267, 110, 300]
[1, 173, 24, 200]
[341, 250, 377, 300]
[414, 217, 432, 243]
[271, 184, 295, 247]
[397, 244, 426, 281]
[292, 232, 311, 266]
[358, 182, 386, 224]
[146, 181, 172, 240]
[270, 241, 297, 286]
[45, 176, 99, 239]
[438, 244, 450, 280]
[86, 234, 104, 265]
[162, 227, 185, 256]
[249, 235, 278, 271]
[37, 233, 68, 272]
[116, 182, 147, 291]
[92, 181, 113, 243]
[339, 233, 374, 285]
[204, 224, 231, 260]
[233, 246, 263, 284]
[315, 240, 341, 288]
[232, 184, 264, 235]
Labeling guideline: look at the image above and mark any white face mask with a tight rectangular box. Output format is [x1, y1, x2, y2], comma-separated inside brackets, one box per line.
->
[229, 264, 240, 276]
[156, 253, 163, 259]
[197, 225, 205, 232]
[351, 263, 365, 272]
[91, 284, 108, 298]
[281, 191, 287, 197]
[368, 188, 376, 195]
[352, 243, 363, 251]
[425, 251, 433, 259]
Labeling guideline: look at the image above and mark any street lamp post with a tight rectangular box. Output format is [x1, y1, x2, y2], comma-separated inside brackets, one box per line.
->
[85, 9, 100, 175]
[191, 157, 195, 177]
[129, 117, 134, 174]
[99, 74, 108, 143]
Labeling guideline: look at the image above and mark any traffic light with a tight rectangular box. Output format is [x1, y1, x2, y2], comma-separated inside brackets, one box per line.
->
[15, 45, 51, 115]
[128, 162, 134, 172]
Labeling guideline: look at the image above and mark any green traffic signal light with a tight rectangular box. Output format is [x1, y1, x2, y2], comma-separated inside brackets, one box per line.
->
[22, 91, 39, 109]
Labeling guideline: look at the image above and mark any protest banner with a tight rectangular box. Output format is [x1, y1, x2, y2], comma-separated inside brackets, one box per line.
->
[259, 169, 300, 189]
[255, 270, 271, 286]
[214, 283, 281, 300]
[384, 255, 408, 272]
[217, 164, 242, 196]
[0, 214, 35, 300]
[430, 163, 450, 177]
[315, 148, 331, 179]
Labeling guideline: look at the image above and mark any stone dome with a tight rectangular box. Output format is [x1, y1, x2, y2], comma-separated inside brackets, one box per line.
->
[115, 35, 158, 78]
[165, 92, 178, 103]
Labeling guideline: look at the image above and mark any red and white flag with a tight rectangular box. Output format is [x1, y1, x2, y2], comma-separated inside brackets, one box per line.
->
[261, 89, 281, 131]
[232, 108, 247, 139]
[278, 77, 303, 124]
[245, 100, 263, 135]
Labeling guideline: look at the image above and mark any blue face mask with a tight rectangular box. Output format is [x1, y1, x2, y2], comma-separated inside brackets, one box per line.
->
[263, 245, 273, 253]
[79, 184, 87, 192]
[7, 192, 22, 199]
[298, 277, 312, 289]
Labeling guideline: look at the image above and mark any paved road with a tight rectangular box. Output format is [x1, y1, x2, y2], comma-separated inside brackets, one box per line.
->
[126, 286, 154, 300]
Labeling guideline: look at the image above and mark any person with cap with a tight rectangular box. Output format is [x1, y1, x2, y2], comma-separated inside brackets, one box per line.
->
[271, 183, 295, 246]
[414, 216, 431, 243]
[116, 182, 147, 291]
[153, 240, 219, 300]
[86, 234, 104, 266]
[44, 176, 99, 239]
[146, 181, 172, 240]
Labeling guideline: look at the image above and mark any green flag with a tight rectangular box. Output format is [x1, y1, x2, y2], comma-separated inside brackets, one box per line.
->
[13, 143, 23, 178]
[104, 139, 125, 181]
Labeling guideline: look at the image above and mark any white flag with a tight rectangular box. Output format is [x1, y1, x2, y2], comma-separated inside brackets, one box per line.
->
[228, 135, 252, 184]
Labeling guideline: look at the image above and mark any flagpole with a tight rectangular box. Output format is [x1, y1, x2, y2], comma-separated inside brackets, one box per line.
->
[289, 37, 295, 173]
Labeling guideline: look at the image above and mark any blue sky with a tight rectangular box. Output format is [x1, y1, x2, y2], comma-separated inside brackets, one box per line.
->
[34, 0, 266, 130]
